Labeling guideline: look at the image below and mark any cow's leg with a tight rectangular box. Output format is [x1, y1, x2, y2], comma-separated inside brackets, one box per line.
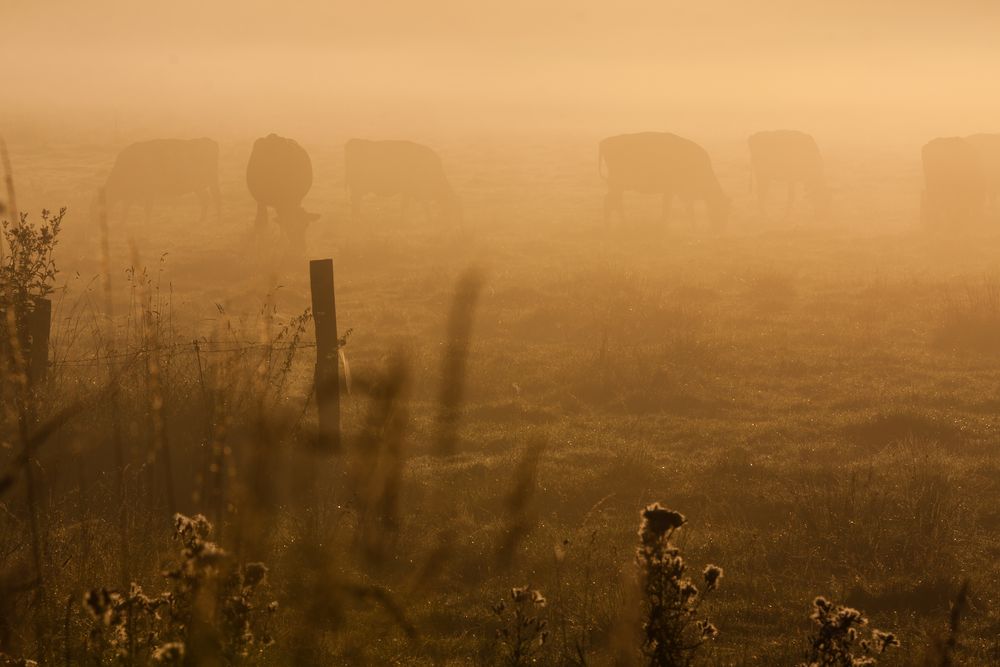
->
[400, 195, 408, 223]
[210, 182, 222, 221]
[660, 192, 675, 226]
[757, 177, 770, 217]
[255, 203, 268, 231]
[784, 182, 796, 220]
[197, 190, 210, 222]
[604, 189, 623, 225]
[354, 193, 363, 221]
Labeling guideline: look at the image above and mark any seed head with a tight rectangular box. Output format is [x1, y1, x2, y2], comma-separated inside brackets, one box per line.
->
[871, 630, 900, 653]
[640, 504, 686, 540]
[243, 562, 269, 588]
[703, 564, 723, 591]
[151, 642, 185, 664]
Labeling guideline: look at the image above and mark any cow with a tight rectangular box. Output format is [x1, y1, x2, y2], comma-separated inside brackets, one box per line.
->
[598, 132, 729, 228]
[345, 139, 461, 226]
[246, 134, 319, 246]
[921, 137, 986, 227]
[965, 133, 1000, 212]
[102, 138, 221, 222]
[748, 130, 829, 219]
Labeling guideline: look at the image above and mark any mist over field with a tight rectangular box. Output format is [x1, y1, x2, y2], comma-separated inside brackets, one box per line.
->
[2, 2, 1000, 665]
[6, 1, 1000, 139]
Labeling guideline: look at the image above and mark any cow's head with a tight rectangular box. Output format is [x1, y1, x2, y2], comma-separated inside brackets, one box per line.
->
[277, 206, 320, 250]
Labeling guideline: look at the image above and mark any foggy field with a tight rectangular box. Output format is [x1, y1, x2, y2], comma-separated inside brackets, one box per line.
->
[2, 130, 999, 665]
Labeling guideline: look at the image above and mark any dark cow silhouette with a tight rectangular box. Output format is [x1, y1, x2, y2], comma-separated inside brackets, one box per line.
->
[965, 133, 1000, 212]
[102, 138, 221, 222]
[921, 137, 986, 227]
[345, 139, 461, 225]
[598, 132, 729, 228]
[748, 130, 829, 219]
[246, 134, 319, 245]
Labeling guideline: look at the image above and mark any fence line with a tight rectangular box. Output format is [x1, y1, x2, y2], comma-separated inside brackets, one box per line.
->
[12, 257, 343, 446]
[50, 339, 318, 368]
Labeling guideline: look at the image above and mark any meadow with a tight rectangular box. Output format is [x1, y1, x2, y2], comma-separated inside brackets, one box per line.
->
[1, 129, 998, 665]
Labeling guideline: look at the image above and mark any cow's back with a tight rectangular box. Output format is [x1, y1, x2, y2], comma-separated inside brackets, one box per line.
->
[923, 137, 984, 192]
[246, 134, 313, 209]
[600, 132, 719, 196]
[346, 139, 449, 197]
[107, 138, 219, 200]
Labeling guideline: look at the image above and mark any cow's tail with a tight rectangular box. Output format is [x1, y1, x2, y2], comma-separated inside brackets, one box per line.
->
[598, 142, 607, 181]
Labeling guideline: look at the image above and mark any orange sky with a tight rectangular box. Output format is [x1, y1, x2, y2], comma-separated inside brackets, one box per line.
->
[5, 1, 1000, 140]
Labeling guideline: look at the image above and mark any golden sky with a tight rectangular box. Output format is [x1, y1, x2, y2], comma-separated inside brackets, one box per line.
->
[5, 1, 1000, 139]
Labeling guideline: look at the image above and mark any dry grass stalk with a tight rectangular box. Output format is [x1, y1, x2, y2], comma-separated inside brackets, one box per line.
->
[435, 267, 483, 455]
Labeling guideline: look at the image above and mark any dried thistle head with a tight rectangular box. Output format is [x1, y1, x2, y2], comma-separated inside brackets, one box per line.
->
[800, 597, 899, 667]
[871, 630, 900, 653]
[697, 620, 719, 639]
[173, 512, 213, 544]
[83, 588, 122, 626]
[150, 642, 185, 664]
[493, 584, 549, 663]
[639, 503, 686, 543]
[703, 564, 724, 591]
[243, 562, 269, 588]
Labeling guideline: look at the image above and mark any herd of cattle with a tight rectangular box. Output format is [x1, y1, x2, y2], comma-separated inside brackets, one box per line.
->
[98, 130, 1000, 243]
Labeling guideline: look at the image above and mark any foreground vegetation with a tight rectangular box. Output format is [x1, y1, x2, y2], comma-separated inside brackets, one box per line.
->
[1, 138, 999, 664]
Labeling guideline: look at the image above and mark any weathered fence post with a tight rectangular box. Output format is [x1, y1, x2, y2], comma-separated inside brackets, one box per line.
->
[28, 297, 51, 387]
[310, 259, 340, 451]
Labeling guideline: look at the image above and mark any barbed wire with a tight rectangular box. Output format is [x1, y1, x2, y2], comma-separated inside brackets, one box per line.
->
[50, 339, 319, 367]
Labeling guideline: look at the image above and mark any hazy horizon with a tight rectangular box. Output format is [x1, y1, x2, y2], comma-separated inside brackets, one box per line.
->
[5, 1, 1000, 144]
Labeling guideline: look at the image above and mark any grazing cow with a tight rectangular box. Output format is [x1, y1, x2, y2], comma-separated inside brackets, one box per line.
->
[748, 130, 829, 219]
[921, 137, 986, 227]
[246, 134, 319, 245]
[965, 133, 1000, 211]
[598, 132, 729, 228]
[102, 138, 221, 222]
[345, 139, 461, 225]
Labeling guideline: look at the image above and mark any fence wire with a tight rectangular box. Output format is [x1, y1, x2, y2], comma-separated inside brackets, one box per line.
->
[50, 339, 318, 368]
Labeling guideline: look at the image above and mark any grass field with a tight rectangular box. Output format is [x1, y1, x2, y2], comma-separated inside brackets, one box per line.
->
[2, 130, 999, 665]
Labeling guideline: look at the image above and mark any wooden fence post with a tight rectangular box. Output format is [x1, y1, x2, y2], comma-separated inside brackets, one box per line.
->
[28, 297, 50, 387]
[310, 259, 340, 451]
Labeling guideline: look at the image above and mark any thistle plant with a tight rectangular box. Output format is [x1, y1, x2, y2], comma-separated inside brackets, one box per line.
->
[79, 514, 277, 664]
[636, 503, 722, 667]
[492, 586, 549, 666]
[797, 596, 899, 667]
[82, 583, 170, 662]
[161, 513, 277, 662]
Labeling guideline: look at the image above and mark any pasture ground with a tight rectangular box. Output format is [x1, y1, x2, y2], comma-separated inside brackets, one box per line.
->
[4, 131, 1000, 664]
